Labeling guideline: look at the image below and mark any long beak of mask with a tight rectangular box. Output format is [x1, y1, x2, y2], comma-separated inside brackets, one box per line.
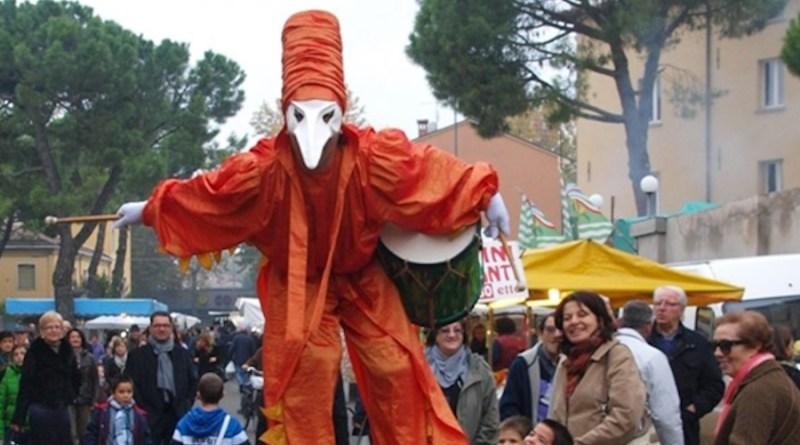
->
[286, 99, 343, 170]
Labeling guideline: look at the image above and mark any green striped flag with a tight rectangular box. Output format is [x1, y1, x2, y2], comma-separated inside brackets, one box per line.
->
[560, 170, 576, 241]
[566, 185, 614, 242]
[519, 194, 565, 250]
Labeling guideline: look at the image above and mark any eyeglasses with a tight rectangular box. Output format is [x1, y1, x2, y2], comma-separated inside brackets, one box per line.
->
[712, 339, 747, 354]
[151, 323, 172, 329]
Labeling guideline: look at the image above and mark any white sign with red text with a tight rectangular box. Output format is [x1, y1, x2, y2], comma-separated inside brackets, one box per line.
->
[479, 237, 528, 303]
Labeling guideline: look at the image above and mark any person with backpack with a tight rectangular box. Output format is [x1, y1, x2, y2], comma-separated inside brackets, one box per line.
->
[171, 373, 249, 445]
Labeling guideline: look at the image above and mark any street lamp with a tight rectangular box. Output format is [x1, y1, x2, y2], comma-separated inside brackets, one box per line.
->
[589, 193, 604, 209]
[640, 175, 659, 217]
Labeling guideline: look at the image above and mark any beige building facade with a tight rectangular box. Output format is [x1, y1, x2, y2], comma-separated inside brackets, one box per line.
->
[413, 120, 562, 237]
[0, 222, 131, 303]
[578, 0, 800, 218]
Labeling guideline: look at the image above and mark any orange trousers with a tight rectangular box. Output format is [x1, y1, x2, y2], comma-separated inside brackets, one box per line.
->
[261, 261, 467, 445]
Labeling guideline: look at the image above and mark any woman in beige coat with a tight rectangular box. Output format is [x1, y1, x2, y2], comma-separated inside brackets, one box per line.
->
[549, 292, 648, 445]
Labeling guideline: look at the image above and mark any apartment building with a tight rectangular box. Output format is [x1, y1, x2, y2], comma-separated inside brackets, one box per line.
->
[413, 119, 562, 236]
[578, 0, 800, 217]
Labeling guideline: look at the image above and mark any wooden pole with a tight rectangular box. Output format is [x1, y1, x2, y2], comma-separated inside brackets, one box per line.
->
[44, 214, 119, 225]
[497, 233, 526, 291]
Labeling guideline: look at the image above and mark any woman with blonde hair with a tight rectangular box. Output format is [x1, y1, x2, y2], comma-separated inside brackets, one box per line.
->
[10, 311, 80, 445]
[102, 336, 128, 385]
[193, 332, 223, 377]
[712, 311, 800, 444]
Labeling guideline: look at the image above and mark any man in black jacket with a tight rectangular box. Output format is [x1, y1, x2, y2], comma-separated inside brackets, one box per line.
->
[648, 286, 724, 445]
[127, 311, 197, 445]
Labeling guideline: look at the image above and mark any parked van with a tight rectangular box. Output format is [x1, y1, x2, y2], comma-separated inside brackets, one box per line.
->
[670, 254, 800, 338]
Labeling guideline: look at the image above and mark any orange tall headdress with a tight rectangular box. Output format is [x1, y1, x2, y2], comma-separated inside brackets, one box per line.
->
[281, 10, 346, 112]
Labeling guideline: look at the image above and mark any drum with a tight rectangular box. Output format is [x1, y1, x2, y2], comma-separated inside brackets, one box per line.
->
[377, 223, 483, 328]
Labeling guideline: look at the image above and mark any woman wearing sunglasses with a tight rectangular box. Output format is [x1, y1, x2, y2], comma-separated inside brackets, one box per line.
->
[548, 292, 649, 444]
[712, 311, 800, 445]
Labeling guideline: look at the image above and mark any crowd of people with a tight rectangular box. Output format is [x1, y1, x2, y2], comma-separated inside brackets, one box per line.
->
[433, 286, 800, 445]
[2, 286, 799, 445]
[0, 311, 255, 445]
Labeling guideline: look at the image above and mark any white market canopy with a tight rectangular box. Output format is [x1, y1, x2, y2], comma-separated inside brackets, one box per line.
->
[171, 312, 201, 330]
[84, 315, 151, 330]
[234, 297, 264, 330]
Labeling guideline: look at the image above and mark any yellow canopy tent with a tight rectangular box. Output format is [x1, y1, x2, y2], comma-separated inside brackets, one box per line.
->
[521, 240, 743, 308]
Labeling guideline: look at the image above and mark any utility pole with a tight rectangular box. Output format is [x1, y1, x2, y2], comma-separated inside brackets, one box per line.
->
[704, 1, 713, 203]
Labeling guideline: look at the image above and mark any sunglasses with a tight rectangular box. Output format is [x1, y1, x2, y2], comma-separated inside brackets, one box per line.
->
[711, 339, 747, 354]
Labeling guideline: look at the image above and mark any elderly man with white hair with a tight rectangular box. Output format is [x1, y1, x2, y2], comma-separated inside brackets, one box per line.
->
[647, 286, 724, 445]
[619, 300, 684, 445]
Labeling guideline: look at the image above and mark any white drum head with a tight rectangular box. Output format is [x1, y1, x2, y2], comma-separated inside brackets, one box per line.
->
[379, 223, 477, 265]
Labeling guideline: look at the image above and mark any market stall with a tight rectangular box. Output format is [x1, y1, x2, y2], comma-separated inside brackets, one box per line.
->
[521, 240, 744, 307]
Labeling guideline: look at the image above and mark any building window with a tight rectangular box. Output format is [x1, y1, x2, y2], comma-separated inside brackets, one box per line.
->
[17, 264, 35, 291]
[760, 59, 784, 109]
[650, 75, 661, 123]
[760, 159, 783, 193]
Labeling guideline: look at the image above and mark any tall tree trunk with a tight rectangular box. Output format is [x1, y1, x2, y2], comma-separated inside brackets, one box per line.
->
[54, 225, 77, 321]
[624, 116, 652, 215]
[0, 212, 15, 259]
[111, 226, 128, 297]
[51, 166, 121, 320]
[86, 222, 106, 297]
[609, 34, 661, 217]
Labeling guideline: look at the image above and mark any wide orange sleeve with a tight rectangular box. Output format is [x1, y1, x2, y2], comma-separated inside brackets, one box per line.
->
[142, 140, 281, 259]
[367, 128, 498, 233]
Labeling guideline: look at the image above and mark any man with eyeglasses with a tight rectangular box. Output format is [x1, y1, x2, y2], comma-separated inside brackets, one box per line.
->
[126, 311, 197, 445]
[499, 313, 561, 422]
[647, 286, 724, 445]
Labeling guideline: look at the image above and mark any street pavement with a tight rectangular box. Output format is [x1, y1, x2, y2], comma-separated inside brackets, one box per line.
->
[220, 379, 371, 445]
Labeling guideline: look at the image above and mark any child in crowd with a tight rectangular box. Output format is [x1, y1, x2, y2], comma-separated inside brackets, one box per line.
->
[172, 373, 249, 445]
[498, 415, 532, 444]
[0, 345, 26, 443]
[524, 419, 573, 445]
[83, 375, 151, 445]
[0, 331, 15, 379]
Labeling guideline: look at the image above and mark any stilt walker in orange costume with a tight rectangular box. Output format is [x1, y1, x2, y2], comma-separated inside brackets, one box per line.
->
[115, 10, 510, 445]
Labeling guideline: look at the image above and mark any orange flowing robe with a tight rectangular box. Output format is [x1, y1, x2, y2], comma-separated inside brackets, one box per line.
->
[143, 124, 498, 444]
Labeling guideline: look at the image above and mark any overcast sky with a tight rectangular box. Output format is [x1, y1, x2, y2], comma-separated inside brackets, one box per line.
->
[79, 0, 458, 144]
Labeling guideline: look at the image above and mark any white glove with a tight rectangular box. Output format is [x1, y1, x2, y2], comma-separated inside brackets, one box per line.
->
[483, 192, 510, 239]
[113, 201, 147, 229]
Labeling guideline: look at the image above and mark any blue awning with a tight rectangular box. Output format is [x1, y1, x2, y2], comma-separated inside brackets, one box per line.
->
[4, 298, 168, 316]
[5, 298, 53, 316]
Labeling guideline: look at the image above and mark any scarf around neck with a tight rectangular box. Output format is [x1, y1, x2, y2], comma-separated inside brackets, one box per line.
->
[148, 336, 176, 399]
[114, 353, 127, 371]
[109, 397, 134, 445]
[426, 345, 468, 388]
[715, 352, 774, 434]
[565, 335, 605, 397]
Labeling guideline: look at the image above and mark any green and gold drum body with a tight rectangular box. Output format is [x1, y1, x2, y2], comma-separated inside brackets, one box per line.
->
[377, 224, 483, 328]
